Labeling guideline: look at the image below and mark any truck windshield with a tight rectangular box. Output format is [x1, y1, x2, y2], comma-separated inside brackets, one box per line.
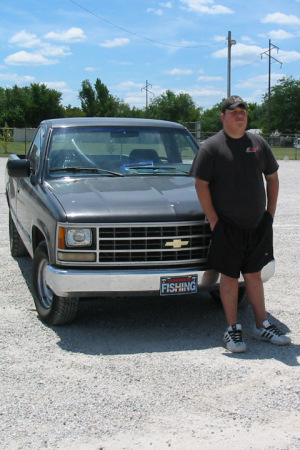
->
[46, 126, 199, 177]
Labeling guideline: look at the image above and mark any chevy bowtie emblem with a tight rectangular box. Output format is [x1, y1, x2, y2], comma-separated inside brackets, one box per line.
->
[165, 239, 189, 249]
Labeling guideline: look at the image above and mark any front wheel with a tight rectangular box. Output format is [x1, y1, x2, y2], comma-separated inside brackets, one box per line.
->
[210, 286, 249, 308]
[32, 241, 79, 325]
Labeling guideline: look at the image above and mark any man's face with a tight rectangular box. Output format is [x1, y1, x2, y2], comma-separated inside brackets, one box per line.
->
[221, 107, 248, 137]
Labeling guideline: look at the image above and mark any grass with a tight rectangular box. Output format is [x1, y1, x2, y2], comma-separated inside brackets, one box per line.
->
[0, 141, 30, 156]
[0, 142, 299, 160]
[271, 146, 299, 160]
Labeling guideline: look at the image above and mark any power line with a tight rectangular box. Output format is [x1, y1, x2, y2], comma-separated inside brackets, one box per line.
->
[261, 40, 283, 133]
[69, 0, 224, 49]
[142, 80, 154, 113]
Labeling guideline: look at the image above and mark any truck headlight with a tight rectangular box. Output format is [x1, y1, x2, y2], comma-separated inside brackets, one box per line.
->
[66, 228, 92, 247]
[58, 227, 92, 248]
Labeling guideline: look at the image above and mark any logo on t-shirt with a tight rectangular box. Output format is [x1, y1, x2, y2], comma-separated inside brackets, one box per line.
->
[246, 147, 259, 153]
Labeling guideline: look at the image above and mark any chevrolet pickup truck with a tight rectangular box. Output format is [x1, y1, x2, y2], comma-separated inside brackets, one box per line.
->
[5, 118, 275, 325]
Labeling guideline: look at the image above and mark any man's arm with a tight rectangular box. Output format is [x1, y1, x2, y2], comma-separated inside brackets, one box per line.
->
[265, 171, 279, 218]
[195, 178, 218, 230]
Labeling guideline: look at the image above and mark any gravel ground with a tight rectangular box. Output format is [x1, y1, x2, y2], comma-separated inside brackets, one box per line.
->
[0, 158, 299, 450]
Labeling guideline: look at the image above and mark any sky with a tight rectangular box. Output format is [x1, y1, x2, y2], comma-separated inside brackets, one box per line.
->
[1, 0, 300, 111]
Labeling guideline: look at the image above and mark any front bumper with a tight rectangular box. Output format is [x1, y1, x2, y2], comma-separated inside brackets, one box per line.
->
[45, 260, 275, 298]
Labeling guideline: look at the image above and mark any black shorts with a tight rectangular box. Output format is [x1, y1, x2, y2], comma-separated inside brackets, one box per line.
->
[206, 211, 274, 279]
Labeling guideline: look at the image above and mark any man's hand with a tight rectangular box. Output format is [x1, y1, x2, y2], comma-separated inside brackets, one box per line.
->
[195, 178, 218, 230]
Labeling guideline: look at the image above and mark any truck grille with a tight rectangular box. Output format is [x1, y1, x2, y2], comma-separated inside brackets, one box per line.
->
[98, 221, 211, 268]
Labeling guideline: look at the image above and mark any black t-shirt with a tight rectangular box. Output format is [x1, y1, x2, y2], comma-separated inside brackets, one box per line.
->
[189, 130, 279, 228]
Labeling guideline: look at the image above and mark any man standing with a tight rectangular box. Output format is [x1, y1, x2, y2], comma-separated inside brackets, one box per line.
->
[190, 95, 291, 353]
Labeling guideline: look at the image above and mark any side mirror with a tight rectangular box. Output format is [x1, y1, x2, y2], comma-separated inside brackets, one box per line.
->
[7, 159, 31, 178]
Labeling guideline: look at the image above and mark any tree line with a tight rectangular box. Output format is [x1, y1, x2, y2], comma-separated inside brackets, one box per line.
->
[0, 76, 299, 135]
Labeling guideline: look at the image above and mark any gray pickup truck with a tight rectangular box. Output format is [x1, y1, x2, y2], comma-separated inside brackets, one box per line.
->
[5, 117, 274, 325]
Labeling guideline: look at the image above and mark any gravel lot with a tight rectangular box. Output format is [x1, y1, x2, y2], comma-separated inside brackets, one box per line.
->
[0, 157, 299, 450]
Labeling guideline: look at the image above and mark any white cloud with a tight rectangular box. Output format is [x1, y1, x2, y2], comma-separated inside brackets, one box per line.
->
[241, 36, 255, 44]
[160, 2, 172, 8]
[197, 75, 223, 81]
[5, 51, 58, 66]
[212, 43, 264, 66]
[262, 12, 300, 26]
[44, 27, 86, 43]
[9, 30, 41, 48]
[164, 68, 193, 75]
[108, 60, 133, 66]
[100, 38, 130, 48]
[269, 29, 295, 40]
[214, 35, 227, 42]
[147, 8, 163, 15]
[6, 28, 78, 67]
[180, 0, 234, 15]
[277, 49, 300, 63]
[40, 44, 71, 58]
[188, 88, 224, 96]
[0, 72, 35, 84]
[124, 95, 145, 107]
[236, 73, 286, 89]
[113, 81, 144, 90]
[85, 67, 100, 72]
[43, 81, 69, 90]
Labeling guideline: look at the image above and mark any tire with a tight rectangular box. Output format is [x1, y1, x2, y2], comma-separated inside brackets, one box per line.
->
[32, 241, 79, 325]
[210, 287, 249, 308]
[9, 211, 28, 257]
[237, 287, 249, 308]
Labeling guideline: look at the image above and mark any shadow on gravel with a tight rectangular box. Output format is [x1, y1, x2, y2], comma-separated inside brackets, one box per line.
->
[15, 255, 299, 366]
[57, 299, 299, 366]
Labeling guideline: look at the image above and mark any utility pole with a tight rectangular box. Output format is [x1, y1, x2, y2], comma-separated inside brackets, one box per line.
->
[261, 40, 282, 134]
[141, 80, 154, 116]
[227, 31, 236, 97]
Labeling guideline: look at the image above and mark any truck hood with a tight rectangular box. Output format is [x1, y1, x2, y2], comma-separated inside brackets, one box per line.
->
[46, 176, 203, 222]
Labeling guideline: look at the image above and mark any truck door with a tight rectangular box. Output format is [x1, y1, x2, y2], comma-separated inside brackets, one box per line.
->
[15, 126, 47, 247]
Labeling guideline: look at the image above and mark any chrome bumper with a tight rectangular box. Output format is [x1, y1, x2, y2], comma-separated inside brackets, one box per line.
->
[45, 260, 275, 297]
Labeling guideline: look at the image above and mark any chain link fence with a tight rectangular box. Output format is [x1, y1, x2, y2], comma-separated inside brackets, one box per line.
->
[0, 127, 36, 155]
[1, 125, 299, 160]
[185, 122, 299, 160]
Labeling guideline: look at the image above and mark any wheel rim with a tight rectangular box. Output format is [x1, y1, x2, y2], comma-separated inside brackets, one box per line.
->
[37, 257, 54, 309]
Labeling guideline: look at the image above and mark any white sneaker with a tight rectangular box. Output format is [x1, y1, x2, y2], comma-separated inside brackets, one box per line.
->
[253, 320, 291, 346]
[223, 324, 247, 353]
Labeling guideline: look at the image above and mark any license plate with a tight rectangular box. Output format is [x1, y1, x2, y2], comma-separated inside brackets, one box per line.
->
[160, 275, 198, 296]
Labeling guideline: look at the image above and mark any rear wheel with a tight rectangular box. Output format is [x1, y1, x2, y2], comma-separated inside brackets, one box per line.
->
[9, 211, 28, 257]
[32, 241, 79, 325]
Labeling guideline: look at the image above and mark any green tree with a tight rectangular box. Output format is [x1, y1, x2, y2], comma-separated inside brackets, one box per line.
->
[28, 83, 64, 126]
[0, 85, 29, 127]
[63, 104, 86, 117]
[245, 102, 264, 131]
[78, 79, 97, 116]
[0, 83, 64, 127]
[78, 78, 132, 117]
[199, 102, 223, 134]
[147, 90, 200, 125]
[261, 76, 300, 133]
[0, 122, 11, 153]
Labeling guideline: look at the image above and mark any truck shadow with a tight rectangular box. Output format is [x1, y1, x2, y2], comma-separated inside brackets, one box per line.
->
[15, 255, 299, 366]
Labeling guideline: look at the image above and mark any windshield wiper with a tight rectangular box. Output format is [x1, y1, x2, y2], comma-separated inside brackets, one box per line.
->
[125, 165, 189, 175]
[49, 166, 124, 177]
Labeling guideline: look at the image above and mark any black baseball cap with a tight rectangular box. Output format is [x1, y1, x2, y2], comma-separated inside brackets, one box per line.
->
[221, 95, 247, 113]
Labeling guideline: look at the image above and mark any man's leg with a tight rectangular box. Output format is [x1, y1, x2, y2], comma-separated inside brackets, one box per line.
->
[220, 274, 239, 326]
[243, 271, 267, 328]
[221, 274, 247, 352]
[244, 271, 291, 345]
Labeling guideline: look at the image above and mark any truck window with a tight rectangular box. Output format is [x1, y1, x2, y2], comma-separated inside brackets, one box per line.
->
[28, 126, 47, 173]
